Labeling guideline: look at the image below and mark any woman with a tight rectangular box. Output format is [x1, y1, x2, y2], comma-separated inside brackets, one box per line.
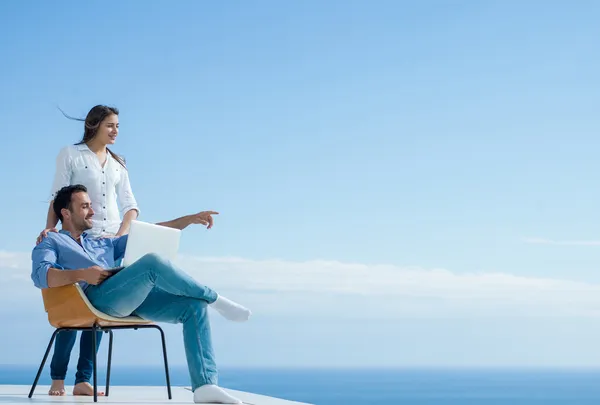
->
[38, 105, 140, 396]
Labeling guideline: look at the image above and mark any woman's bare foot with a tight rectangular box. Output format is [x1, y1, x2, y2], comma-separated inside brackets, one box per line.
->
[48, 380, 65, 396]
[73, 382, 105, 396]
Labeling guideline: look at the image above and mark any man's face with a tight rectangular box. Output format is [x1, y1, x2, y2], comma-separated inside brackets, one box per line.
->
[62, 192, 95, 231]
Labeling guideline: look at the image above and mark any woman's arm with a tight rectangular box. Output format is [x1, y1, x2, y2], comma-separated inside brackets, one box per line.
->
[37, 148, 71, 244]
[115, 208, 138, 237]
[45, 202, 59, 229]
[48, 147, 72, 203]
[36, 203, 60, 245]
[115, 165, 140, 237]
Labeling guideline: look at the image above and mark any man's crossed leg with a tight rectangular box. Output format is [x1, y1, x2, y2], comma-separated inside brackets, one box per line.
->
[85, 252, 251, 404]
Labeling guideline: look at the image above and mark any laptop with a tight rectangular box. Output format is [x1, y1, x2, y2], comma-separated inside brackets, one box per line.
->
[121, 220, 182, 267]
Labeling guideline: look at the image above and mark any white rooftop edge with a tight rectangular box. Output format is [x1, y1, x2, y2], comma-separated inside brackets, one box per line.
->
[0, 385, 314, 405]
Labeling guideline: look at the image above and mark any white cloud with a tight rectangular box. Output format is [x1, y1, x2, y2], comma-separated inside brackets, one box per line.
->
[523, 237, 600, 246]
[4, 249, 600, 319]
[0, 250, 31, 271]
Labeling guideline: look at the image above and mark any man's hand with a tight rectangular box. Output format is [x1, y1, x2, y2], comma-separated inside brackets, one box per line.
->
[157, 210, 220, 230]
[187, 211, 219, 229]
[46, 265, 112, 288]
[81, 265, 111, 285]
[36, 228, 58, 245]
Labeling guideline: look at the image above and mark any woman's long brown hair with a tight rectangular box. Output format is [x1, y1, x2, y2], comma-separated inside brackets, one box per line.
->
[59, 105, 127, 169]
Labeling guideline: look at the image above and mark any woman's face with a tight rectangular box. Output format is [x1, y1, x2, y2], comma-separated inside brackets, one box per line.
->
[95, 113, 119, 145]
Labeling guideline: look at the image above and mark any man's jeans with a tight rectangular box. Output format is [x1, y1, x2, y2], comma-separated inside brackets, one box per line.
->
[50, 330, 102, 384]
[85, 253, 219, 391]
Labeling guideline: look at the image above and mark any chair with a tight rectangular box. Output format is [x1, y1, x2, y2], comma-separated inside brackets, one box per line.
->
[28, 283, 172, 402]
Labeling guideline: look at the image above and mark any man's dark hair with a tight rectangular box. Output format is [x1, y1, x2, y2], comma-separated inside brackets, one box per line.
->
[53, 184, 88, 222]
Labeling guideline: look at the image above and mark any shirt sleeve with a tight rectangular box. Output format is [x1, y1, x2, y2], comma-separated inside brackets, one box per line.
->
[112, 235, 129, 262]
[31, 237, 64, 289]
[116, 167, 140, 217]
[48, 147, 72, 202]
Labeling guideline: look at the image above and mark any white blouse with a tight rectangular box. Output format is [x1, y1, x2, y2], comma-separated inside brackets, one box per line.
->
[48, 144, 140, 237]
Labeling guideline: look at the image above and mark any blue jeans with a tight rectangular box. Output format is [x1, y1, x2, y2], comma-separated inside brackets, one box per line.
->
[50, 330, 103, 384]
[85, 253, 219, 391]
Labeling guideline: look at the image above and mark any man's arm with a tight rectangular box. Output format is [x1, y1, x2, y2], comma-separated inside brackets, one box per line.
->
[32, 238, 110, 288]
[108, 211, 219, 262]
[47, 267, 87, 288]
[156, 215, 193, 230]
[110, 210, 217, 260]
[156, 211, 219, 230]
[47, 266, 109, 288]
[31, 237, 69, 289]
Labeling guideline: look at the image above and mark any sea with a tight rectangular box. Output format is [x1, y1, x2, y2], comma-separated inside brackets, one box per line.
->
[3, 365, 600, 404]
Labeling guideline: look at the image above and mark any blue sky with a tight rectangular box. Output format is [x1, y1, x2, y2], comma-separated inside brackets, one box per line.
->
[1, 0, 600, 370]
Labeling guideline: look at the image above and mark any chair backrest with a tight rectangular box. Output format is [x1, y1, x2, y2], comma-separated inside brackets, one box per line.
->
[41, 283, 98, 327]
[41, 283, 151, 328]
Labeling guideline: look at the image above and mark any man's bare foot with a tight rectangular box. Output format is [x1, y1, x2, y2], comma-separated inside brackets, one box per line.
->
[73, 382, 105, 396]
[48, 380, 65, 396]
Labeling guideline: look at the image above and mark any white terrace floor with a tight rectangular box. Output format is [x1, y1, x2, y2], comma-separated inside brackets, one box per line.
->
[0, 385, 313, 405]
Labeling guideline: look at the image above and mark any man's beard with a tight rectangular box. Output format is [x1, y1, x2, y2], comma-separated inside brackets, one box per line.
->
[74, 217, 93, 232]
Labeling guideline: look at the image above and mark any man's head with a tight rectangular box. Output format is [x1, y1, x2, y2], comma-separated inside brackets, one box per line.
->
[53, 185, 95, 233]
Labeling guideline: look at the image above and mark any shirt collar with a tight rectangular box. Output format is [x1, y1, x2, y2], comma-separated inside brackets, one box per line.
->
[59, 229, 89, 239]
[74, 143, 115, 163]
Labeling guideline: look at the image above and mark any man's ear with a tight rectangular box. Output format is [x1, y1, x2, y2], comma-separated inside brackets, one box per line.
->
[61, 207, 70, 221]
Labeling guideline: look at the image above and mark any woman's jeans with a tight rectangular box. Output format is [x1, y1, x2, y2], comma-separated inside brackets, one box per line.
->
[50, 330, 102, 384]
[85, 253, 219, 391]
[49, 231, 114, 384]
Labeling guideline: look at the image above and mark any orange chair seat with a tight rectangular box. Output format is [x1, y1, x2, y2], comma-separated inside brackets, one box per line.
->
[41, 283, 153, 328]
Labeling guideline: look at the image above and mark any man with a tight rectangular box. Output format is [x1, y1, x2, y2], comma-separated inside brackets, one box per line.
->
[39, 187, 231, 398]
[31, 185, 251, 404]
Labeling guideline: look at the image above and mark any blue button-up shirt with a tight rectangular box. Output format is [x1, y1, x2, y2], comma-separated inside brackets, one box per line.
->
[31, 230, 128, 289]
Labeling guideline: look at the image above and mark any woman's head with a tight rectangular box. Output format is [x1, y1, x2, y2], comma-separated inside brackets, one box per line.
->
[60, 105, 126, 167]
[79, 105, 119, 146]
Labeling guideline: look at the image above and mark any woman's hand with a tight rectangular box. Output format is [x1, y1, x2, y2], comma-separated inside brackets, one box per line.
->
[114, 209, 139, 237]
[36, 228, 58, 244]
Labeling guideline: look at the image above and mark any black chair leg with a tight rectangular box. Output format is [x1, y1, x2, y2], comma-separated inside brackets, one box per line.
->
[29, 324, 171, 402]
[28, 328, 62, 398]
[156, 326, 172, 399]
[106, 330, 113, 396]
[92, 324, 98, 402]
